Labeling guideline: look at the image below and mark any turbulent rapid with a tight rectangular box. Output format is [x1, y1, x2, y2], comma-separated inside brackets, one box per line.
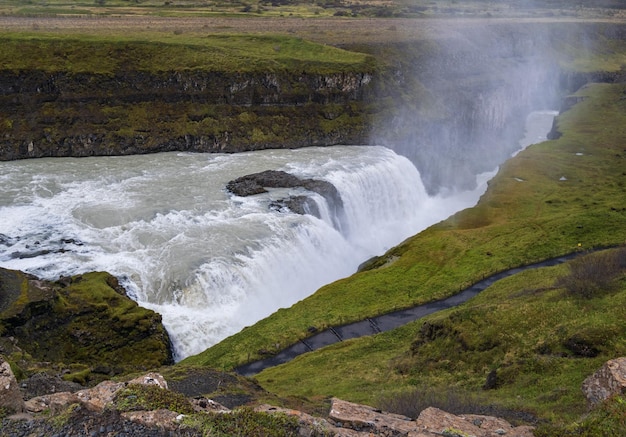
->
[0, 112, 555, 360]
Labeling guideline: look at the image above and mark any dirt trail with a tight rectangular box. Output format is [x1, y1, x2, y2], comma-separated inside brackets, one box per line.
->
[235, 251, 585, 376]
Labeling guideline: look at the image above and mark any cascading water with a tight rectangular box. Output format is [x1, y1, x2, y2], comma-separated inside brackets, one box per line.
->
[0, 110, 554, 359]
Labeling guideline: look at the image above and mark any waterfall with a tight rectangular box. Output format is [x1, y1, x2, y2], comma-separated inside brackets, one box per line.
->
[0, 145, 495, 359]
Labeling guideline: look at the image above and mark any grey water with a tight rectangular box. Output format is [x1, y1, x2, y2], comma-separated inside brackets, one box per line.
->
[0, 111, 555, 360]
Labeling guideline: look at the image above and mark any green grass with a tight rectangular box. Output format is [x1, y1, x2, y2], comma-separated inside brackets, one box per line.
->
[0, 0, 622, 19]
[184, 82, 626, 424]
[0, 32, 375, 74]
[256, 250, 626, 423]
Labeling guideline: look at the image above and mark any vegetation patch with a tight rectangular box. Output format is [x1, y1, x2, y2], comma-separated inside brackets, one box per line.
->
[0, 269, 173, 385]
[180, 408, 301, 437]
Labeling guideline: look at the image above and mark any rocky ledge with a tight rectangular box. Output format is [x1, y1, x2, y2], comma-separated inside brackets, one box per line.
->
[2, 356, 626, 436]
[0, 267, 173, 386]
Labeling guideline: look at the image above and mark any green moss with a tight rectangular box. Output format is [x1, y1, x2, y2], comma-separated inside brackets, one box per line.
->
[115, 384, 195, 414]
[180, 408, 301, 437]
[0, 269, 172, 383]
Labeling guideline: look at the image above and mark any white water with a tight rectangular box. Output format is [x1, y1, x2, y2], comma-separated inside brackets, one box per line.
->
[0, 112, 555, 360]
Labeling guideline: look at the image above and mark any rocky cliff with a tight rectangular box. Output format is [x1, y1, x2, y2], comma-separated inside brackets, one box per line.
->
[0, 68, 374, 160]
[3, 22, 626, 195]
[0, 268, 173, 386]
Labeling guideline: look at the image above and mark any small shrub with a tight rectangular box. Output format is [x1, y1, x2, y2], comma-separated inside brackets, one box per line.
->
[557, 248, 626, 298]
[375, 385, 486, 419]
[182, 408, 301, 437]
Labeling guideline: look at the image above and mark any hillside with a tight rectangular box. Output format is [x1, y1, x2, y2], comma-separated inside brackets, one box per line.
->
[0, 1, 626, 434]
[185, 58, 626, 432]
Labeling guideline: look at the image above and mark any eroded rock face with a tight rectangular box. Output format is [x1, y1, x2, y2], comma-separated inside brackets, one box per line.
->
[0, 356, 24, 413]
[582, 357, 626, 407]
[0, 268, 174, 383]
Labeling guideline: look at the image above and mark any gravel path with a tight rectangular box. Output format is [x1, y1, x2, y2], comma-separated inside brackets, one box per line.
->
[235, 251, 584, 376]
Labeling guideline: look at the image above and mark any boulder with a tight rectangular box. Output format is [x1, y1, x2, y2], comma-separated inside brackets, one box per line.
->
[121, 409, 182, 430]
[0, 356, 24, 413]
[415, 407, 534, 437]
[0, 268, 173, 383]
[24, 391, 81, 414]
[582, 357, 626, 407]
[329, 397, 417, 435]
[226, 170, 344, 224]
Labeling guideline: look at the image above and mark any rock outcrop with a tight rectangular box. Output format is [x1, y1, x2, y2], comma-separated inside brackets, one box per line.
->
[582, 357, 626, 407]
[0, 68, 373, 161]
[226, 170, 344, 225]
[0, 268, 173, 385]
[257, 398, 536, 436]
[3, 371, 538, 437]
[0, 356, 24, 414]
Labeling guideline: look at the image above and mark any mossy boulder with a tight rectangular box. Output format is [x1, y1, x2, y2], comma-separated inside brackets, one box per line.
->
[0, 268, 173, 384]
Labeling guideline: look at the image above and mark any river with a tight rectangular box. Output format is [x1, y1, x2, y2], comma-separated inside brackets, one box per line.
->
[0, 110, 556, 360]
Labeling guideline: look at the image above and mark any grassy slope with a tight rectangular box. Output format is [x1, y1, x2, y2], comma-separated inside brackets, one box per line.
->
[184, 80, 626, 371]
[185, 81, 626, 422]
[0, 32, 373, 74]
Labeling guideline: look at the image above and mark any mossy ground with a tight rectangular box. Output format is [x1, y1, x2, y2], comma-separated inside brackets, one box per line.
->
[0, 270, 173, 385]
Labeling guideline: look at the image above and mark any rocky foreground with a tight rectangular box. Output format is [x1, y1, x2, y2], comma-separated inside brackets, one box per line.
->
[1, 357, 625, 436]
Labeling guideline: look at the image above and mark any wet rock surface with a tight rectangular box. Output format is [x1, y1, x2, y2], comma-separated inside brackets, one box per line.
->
[226, 170, 343, 222]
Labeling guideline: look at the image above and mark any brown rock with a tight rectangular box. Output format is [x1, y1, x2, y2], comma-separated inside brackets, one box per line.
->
[582, 356, 626, 407]
[414, 407, 534, 437]
[24, 391, 81, 414]
[121, 409, 181, 430]
[76, 380, 125, 412]
[0, 357, 24, 413]
[329, 397, 416, 435]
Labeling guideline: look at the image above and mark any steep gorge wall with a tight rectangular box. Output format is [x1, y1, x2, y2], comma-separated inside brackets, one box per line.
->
[2, 22, 625, 197]
[359, 22, 626, 193]
[0, 69, 375, 160]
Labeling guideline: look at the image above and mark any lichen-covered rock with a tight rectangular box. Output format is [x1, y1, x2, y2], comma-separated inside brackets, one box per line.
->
[415, 407, 534, 437]
[582, 357, 626, 407]
[121, 409, 182, 430]
[0, 356, 24, 413]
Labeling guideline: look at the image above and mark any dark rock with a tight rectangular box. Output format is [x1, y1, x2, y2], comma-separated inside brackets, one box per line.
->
[226, 170, 344, 224]
[483, 369, 498, 390]
[19, 373, 84, 399]
[226, 170, 304, 196]
[269, 196, 321, 217]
